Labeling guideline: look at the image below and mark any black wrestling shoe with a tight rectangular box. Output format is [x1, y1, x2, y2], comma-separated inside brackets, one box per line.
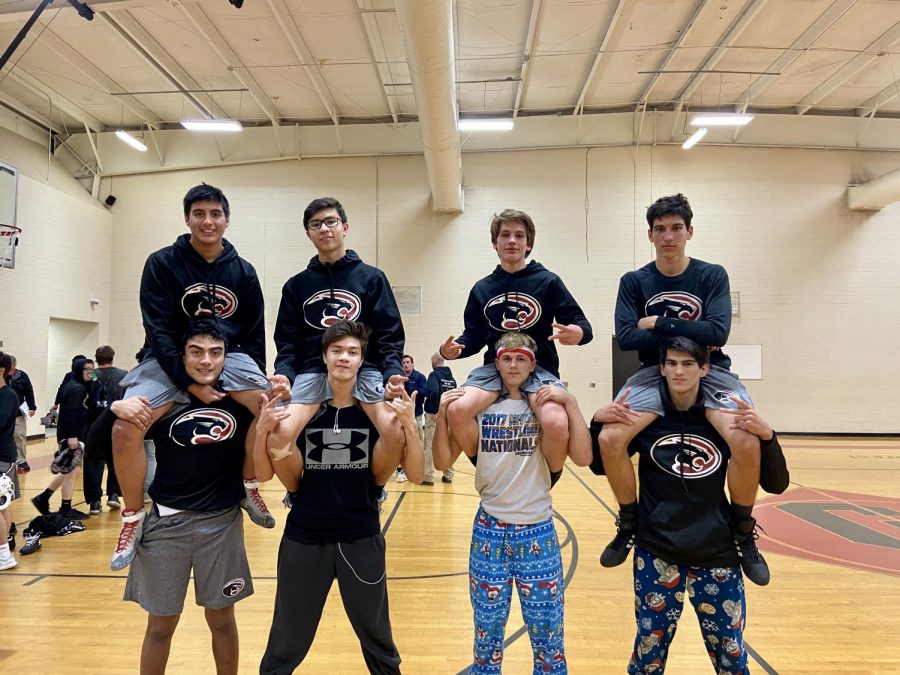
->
[733, 517, 770, 586]
[600, 508, 638, 568]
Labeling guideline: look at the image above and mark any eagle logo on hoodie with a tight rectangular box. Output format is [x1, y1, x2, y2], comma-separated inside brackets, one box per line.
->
[302, 290, 362, 329]
[181, 283, 238, 319]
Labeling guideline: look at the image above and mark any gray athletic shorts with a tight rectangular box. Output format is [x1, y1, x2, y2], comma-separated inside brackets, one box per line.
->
[290, 369, 385, 405]
[121, 353, 270, 410]
[463, 363, 565, 396]
[124, 504, 253, 616]
[0, 460, 21, 500]
[619, 364, 752, 416]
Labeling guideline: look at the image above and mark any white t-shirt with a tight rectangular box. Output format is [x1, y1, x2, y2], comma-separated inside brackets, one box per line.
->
[474, 397, 551, 524]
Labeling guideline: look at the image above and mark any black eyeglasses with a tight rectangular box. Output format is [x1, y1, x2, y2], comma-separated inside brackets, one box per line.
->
[307, 216, 343, 231]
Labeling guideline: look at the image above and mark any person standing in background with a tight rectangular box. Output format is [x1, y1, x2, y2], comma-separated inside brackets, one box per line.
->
[7, 356, 36, 474]
[423, 353, 456, 485]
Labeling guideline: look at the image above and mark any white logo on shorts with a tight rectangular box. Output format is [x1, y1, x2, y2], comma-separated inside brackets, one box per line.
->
[222, 577, 245, 597]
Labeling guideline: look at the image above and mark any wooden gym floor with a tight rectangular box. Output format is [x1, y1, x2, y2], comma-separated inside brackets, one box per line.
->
[1, 435, 898, 674]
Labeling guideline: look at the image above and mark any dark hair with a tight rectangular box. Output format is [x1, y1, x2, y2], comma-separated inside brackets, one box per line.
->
[72, 354, 86, 364]
[183, 183, 230, 219]
[646, 193, 693, 229]
[0, 351, 11, 382]
[490, 209, 535, 257]
[181, 319, 228, 352]
[303, 197, 347, 231]
[321, 320, 370, 357]
[402, 354, 414, 363]
[95, 345, 115, 365]
[659, 336, 708, 367]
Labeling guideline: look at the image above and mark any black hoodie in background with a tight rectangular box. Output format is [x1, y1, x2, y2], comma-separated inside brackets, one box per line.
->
[139, 234, 266, 389]
[274, 250, 405, 383]
[57, 358, 93, 442]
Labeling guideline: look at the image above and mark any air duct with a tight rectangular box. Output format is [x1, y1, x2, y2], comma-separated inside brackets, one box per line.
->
[395, 0, 463, 213]
[847, 168, 900, 211]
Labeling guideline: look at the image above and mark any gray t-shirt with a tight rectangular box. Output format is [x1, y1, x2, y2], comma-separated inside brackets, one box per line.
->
[474, 397, 551, 524]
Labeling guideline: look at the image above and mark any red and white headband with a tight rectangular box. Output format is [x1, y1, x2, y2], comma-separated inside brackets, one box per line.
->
[496, 346, 536, 362]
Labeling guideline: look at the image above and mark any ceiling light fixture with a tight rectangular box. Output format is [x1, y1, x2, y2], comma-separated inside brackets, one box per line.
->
[689, 113, 754, 127]
[458, 119, 515, 132]
[682, 127, 707, 150]
[181, 119, 243, 132]
[115, 129, 147, 152]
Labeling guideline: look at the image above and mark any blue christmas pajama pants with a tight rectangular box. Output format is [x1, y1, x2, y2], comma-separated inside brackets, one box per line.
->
[629, 547, 749, 674]
[468, 506, 566, 674]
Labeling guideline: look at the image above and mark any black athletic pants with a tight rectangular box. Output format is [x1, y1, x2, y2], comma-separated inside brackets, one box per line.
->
[82, 456, 119, 503]
[260, 533, 401, 675]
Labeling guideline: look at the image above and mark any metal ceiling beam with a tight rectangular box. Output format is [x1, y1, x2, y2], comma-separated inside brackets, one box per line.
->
[636, 0, 709, 108]
[513, 0, 544, 118]
[795, 22, 900, 115]
[357, 0, 398, 124]
[266, 0, 340, 127]
[180, 2, 281, 128]
[734, 0, 857, 113]
[573, 0, 626, 116]
[0, 88, 64, 134]
[2, 67, 106, 132]
[857, 78, 900, 117]
[0, 0, 157, 23]
[670, 0, 768, 133]
[99, 9, 214, 120]
[35, 26, 161, 125]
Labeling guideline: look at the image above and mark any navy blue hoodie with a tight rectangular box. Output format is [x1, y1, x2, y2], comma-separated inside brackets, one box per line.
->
[424, 366, 457, 415]
[615, 258, 732, 369]
[274, 250, 405, 382]
[139, 234, 266, 389]
[452, 261, 592, 377]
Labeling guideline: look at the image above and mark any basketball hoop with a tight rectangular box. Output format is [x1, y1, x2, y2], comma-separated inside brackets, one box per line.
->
[0, 224, 21, 270]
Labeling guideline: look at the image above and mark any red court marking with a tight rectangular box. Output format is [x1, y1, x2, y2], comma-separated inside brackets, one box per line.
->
[754, 487, 900, 577]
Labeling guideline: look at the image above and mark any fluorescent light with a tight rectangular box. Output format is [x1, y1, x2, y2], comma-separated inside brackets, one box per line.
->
[458, 119, 514, 132]
[682, 127, 707, 150]
[115, 129, 147, 152]
[689, 113, 753, 127]
[181, 119, 243, 132]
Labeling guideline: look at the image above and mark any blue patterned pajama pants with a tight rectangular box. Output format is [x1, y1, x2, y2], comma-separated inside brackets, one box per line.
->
[629, 547, 749, 674]
[468, 506, 566, 674]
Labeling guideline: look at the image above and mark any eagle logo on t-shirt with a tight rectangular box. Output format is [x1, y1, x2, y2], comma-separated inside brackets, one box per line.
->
[645, 292, 702, 321]
[649, 434, 722, 479]
[168, 409, 238, 447]
[181, 283, 238, 319]
[302, 290, 362, 329]
[484, 293, 541, 331]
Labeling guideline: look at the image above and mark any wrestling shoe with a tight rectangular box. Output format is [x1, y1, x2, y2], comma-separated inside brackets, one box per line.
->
[60, 506, 90, 521]
[31, 492, 51, 516]
[241, 480, 275, 529]
[110, 509, 145, 571]
[20, 530, 41, 555]
[395, 469, 408, 484]
[733, 517, 770, 586]
[600, 505, 638, 568]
